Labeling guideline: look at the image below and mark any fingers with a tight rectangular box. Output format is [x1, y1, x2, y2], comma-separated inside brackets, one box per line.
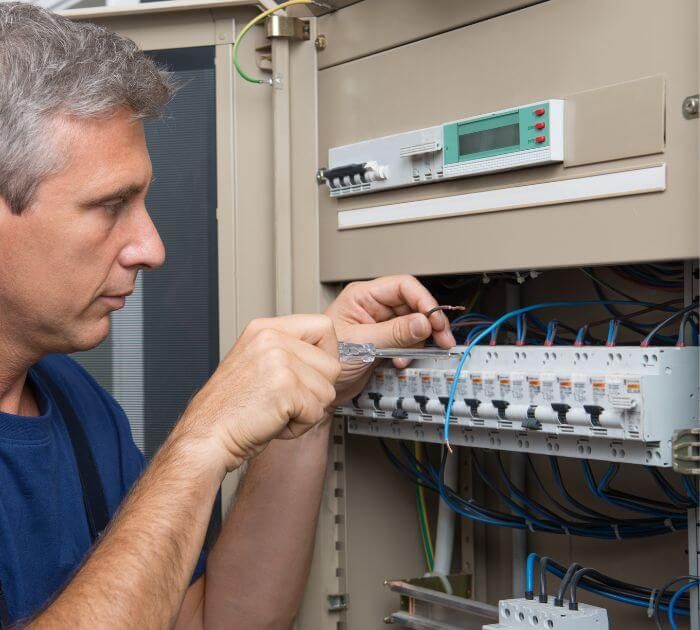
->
[264, 338, 341, 386]
[289, 359, 338, 412]
[243, 314, 339, 358]
[341, 312, 432, 349]
[340, 276, 457, 348]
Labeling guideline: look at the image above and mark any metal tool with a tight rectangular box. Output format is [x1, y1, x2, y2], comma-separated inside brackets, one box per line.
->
[338, 341, 461, 363]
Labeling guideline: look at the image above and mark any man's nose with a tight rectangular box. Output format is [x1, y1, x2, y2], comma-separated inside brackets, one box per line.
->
[118, 205, 166, 270]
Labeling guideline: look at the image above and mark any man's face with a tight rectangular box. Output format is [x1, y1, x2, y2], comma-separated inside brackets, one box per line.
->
[0, 109, 165, 356]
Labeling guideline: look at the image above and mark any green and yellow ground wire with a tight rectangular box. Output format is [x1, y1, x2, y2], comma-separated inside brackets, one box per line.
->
[233, 0, 315, 85]
[415, 442, 434, 573]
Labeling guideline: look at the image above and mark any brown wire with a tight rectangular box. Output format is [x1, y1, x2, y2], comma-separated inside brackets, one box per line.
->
[424, 305, 467, 319]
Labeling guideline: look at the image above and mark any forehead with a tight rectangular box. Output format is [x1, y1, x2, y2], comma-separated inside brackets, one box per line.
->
[46, 109, 152, 198]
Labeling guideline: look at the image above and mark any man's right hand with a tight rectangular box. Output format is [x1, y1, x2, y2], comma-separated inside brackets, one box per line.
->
[173, 314, 341, 475]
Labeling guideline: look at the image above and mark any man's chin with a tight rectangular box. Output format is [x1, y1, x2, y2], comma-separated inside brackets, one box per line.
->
[66, 317, 112, 353]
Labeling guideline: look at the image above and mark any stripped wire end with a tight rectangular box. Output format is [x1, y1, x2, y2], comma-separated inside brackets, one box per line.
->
[424, 305, 467, 318]
[444, 440, 453, 454]
[544, 319, 559, 346]
[605, 320, 620, 347]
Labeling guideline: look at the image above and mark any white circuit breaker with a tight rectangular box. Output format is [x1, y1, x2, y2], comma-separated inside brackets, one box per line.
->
[483, 598, 608, 630]
[339, 345, 699, 467]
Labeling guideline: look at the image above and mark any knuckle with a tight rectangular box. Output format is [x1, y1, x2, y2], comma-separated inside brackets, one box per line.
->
[265, 346, 289, 368]
[255, 327, 279, 349]
[318, 314, 335, 333]
[344, 281, 362, 295]
[276, 367, 297, 392]
[330, 359, 342, 381]
[391, 318, 408, 346]
[243, 318, 265, 337]
[323, 382, 337, 406]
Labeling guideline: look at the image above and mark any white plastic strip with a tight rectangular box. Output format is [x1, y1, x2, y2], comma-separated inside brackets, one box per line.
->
[337, 164, 666, 230]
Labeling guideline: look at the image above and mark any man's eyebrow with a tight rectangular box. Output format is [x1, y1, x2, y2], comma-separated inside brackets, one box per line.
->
[80, 184, 145, 207]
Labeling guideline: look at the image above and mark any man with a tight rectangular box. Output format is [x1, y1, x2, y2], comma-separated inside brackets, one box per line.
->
[0, 3, 455, 628]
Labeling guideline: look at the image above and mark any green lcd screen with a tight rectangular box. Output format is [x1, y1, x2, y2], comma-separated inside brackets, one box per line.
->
[458, 123, 520, 156]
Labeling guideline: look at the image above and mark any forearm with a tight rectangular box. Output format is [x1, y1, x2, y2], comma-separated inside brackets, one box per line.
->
[202, 417, 332, 629]
[27, 433, 222, 629]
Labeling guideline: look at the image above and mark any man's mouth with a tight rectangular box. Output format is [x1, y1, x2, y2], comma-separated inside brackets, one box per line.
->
[98, 290, 132, 310]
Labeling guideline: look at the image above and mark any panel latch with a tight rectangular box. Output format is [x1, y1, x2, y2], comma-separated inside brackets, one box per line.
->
[673, 428, 700, 474]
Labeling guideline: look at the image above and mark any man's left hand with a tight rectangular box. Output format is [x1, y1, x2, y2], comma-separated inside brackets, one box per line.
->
[325, 275, 457, 404]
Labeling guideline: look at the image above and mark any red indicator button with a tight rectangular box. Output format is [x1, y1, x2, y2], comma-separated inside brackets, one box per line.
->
[534, 108, 546, 116]
[535, 135, 546, 144]
[535, 122, 546, 130]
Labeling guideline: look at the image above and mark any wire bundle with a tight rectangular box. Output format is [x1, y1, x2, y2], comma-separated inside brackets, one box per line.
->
[527, 553, 698, 629]
[380, 441, 695, 540]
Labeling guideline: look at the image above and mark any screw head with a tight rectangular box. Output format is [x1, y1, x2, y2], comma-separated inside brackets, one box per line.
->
[682, 95, 699, 119]
[315, 34, 327, 51]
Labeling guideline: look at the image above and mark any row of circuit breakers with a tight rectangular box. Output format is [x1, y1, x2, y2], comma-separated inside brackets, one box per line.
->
[320, 100, 564, 197]
[338, 346, 699, 467]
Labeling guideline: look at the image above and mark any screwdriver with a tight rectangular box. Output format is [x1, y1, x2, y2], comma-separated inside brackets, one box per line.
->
[338, 341, 462, 363]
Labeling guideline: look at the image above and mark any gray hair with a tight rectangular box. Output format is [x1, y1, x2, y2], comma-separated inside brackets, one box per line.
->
[0, 2, 175, 213]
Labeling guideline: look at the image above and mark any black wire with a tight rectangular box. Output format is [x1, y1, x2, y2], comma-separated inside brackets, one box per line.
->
[555, 563, 583, 606]
[570, 568, 609, 609]
[642, 302, 699, 346]
[539, 556, 551, 602]
[653, 575, 700, 630]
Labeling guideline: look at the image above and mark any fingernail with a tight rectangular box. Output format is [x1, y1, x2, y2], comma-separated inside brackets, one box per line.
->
[410, 315, 429, 339]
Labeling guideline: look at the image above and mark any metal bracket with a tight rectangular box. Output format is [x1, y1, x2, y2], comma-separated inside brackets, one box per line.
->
[265, 15, 310, 41]
[673, 428, 700, 474]
[327, 593, 347, 612]
[682, 94, 699, 119]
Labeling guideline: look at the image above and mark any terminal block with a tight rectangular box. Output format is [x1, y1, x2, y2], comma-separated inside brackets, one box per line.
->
[339, 345, 699, 467]
[483, 598, 608, 630]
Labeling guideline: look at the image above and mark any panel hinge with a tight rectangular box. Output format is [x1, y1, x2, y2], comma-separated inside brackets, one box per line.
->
[673, 428, 700, 474]
[327, 593, 348, 612]
[265, 15, 311, 41]
[682, 94, 699, 119]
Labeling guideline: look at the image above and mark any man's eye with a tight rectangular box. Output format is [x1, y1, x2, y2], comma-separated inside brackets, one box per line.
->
[102, 199, 128, 215]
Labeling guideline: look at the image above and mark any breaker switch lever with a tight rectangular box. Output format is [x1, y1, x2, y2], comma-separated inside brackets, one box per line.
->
[584, 405, 604, 427]
[464, 398, 482, 419]
[551, 403, 571, 424]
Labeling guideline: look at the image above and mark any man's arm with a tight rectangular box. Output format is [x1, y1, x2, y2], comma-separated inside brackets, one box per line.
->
[197, 419, 332, 629]
[23, 315, 340, 629]
[182, 276, 456, 629]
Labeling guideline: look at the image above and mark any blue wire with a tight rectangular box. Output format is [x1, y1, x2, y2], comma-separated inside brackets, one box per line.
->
[606, 320, 616, 345]
[466, 324, 490, 344]
[442, 299, 679, 444]
[669, 580, 700, 629]
[683, 477, 700, 505]
[526, 553, 540, 594]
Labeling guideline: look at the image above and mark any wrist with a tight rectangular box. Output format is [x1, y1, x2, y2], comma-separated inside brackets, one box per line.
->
[163, 422, 234, 488]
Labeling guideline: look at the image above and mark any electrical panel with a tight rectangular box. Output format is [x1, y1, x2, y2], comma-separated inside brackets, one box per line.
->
[321, 100, 564, 197]
[483, 598, 608, 630]
[339, 345, 699, 467]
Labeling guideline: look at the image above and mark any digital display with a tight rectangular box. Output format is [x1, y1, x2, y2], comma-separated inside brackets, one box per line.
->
[458, 123, 520, 156]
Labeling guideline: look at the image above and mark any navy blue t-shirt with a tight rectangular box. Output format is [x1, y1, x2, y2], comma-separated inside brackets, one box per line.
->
[0, 354, 202, 623]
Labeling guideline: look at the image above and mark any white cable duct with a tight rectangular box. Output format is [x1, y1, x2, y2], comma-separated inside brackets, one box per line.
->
[433, 450, 458, 579]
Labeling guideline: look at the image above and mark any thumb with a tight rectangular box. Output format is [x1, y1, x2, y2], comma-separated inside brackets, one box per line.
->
[344, 313, 432, 349]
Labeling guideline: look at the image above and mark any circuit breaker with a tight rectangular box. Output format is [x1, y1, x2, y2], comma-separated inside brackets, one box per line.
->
[340, 345, 699, 467]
